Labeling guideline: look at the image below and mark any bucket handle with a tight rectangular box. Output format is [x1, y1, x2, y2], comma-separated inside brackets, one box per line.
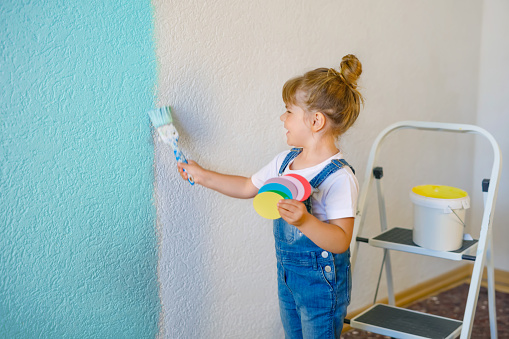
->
[448, 205, 466, 228]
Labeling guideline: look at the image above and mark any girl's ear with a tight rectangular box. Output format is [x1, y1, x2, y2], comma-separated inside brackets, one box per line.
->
[311, 112, 326, 132]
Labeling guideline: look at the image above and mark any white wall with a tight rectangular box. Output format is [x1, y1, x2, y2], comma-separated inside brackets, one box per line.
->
[153, 1, 484, 337]
[472, 0, 509, 271]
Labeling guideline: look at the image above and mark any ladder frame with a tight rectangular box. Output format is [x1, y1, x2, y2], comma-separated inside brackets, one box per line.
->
[349, 121, 502, 339]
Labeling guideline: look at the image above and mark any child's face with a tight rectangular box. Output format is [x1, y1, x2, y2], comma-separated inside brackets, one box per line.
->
[280, 100, 312, 147]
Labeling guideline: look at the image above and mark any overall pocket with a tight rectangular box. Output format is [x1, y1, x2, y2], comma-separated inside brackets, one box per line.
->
[346, 263, 352, 304]
[333, 252, 351, 304]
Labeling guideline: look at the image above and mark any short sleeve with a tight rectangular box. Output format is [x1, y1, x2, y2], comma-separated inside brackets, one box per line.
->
[320, 169, 358, 220]
[251, 151, 290, 189]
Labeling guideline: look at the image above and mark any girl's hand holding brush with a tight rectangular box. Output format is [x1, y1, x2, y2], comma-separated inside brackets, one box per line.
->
[177, 161, 205, 185]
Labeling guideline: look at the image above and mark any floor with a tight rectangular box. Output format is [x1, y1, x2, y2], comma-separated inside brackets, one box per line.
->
[341, 283, 509, 338]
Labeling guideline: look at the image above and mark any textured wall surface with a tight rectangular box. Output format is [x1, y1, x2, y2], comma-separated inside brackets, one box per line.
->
[153, 1, 483, 338]
[0, 1, 159, 337]
[2, 0, 498, 338]
[472, 0, 509, 270]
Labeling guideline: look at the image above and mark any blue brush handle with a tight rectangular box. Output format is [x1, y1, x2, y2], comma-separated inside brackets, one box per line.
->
[173, 145, 195, 185]
[155, 124, 194, 186]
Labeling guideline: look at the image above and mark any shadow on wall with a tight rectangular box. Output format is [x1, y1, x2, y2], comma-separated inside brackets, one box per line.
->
[155, 141, 216, 338]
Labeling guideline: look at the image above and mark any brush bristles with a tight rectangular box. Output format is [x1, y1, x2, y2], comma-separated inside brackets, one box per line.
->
[148, 106, 173, 128]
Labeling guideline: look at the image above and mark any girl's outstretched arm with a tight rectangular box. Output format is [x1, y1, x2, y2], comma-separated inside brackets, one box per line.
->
[178, 161, 258, 199]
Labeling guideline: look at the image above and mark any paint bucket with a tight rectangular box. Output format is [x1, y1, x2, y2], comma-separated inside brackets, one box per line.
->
[410, 185, 470, 251]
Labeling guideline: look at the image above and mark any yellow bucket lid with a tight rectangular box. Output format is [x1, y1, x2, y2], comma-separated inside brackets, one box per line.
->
[412, 185, 468, 199]
[410, 185, 470, 212]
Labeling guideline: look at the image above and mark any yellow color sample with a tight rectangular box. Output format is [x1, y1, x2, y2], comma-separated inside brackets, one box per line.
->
[412, 185, 468, 199]
[253, 191, 283, 219]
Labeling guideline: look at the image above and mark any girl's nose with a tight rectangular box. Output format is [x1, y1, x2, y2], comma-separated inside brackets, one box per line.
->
[280, 112, 286, 121]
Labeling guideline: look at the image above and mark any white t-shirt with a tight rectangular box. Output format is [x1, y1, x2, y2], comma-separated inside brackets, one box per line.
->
[251, 150, 359, 222]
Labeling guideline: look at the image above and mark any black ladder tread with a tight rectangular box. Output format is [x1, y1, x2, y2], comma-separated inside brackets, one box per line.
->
[372, 227, 478, 253]
[351, 304, 462, 338]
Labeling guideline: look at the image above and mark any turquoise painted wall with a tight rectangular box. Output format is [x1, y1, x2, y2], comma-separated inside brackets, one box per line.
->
[0, 1, 159, 338]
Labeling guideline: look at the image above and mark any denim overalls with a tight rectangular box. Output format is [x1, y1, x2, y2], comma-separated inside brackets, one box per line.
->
[275, 148, 353, 339]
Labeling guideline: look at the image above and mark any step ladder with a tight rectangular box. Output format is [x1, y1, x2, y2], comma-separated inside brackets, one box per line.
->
[347, 121, 502, 339]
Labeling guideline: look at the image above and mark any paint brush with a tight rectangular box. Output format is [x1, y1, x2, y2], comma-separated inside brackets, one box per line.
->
[148, 106, 194, 185]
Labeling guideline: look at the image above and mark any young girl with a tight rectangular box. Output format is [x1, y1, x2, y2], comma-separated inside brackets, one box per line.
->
[177, 54, 363, 339]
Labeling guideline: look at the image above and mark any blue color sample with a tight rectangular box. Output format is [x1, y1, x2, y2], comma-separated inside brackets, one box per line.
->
[0, 1, 160, 337]
[259, 183, 293, 199]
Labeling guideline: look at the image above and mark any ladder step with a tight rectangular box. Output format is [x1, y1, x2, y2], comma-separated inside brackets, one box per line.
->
[369, 227, 478, 261]
[350, 304, 462, 339]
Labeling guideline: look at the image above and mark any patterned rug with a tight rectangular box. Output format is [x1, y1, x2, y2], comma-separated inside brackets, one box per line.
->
[341, 284, 509, 338]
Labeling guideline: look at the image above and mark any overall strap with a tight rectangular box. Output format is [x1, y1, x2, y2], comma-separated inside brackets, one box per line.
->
[278, 148, 355, 189]
[309, 159, 355, 189]
[278, 148, 303, 175]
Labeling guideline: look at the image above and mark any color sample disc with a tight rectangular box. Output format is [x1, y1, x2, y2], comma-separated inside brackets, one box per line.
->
[285, 174, 312, 201]
[264, 177, 298, 200]
[253, 191, 283, 219]
[281, 175, 306, 201]
[258, 182, 292, 200]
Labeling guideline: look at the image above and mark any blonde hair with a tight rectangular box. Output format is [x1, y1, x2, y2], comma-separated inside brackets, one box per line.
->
[282, 54, 364, 137]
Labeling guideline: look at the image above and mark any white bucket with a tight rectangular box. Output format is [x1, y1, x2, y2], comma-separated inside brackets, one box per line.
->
[410, 185, 470, 252]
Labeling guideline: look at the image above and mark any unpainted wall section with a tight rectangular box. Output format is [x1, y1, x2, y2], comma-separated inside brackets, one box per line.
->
[153, 1, 482, 338]
[472, 0, 509, 271]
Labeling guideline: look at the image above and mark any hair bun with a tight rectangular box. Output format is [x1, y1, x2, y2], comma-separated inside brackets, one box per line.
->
[339, 54, 362, 88]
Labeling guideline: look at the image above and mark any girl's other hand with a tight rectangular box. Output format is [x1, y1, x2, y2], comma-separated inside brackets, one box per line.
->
[277, 199, 310, 227]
